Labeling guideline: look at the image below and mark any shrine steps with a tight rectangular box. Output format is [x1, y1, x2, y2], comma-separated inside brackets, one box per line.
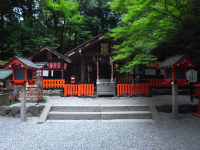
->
[38, 105, 161, 123]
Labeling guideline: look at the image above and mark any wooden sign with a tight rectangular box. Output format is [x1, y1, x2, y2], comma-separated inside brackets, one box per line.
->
[187, 69, 197, 82]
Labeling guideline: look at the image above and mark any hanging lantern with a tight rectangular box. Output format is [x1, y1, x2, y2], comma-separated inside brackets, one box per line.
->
[87, 64, 92, 72]
[49, 62, 53, 69]
[64, 63, 68, 70]
[53, 62, 57, 69]
[114, 64, 119, 71]
[57, 62, 61, 69]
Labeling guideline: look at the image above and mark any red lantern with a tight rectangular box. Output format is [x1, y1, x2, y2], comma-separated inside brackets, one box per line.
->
[49, 62, 53, 69]
[57, 62, 61, 69]
[64, 63, 68, 70]
[53, 62, 57, 69]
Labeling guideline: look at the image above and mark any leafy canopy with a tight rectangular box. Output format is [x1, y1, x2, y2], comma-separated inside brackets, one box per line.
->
[108, 0, 197, 72]
[45, 0, 83, 23]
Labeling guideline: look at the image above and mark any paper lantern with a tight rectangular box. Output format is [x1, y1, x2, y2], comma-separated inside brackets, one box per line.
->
[64, 63, 68, 70]
[53, 62, 57, 69]
[49, 62, 53, 69]
[57, 62, 61, 69]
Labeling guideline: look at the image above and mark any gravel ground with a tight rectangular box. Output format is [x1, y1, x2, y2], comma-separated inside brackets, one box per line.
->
[0, 113, 200, 150]
[11, 95, 199, 107]
[2, 95, 200, 150]
[42, 95, 199, 106]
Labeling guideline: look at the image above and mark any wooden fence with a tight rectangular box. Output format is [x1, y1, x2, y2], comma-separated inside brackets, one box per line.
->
[43, 79, 65, 88]
[117, 83, 149, 96]
[43, 79, 94, 96]
[142, 79, 191, 87]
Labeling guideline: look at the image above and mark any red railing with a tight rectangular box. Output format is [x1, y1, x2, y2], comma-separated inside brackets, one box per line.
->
[142, 79, 192, 87]
[117, 83, 149, 96]
[142, 79, 170, 87]
[64, 84, 94, 96]
[64, 84, 79, 96]
[43, 79, 65, 88]
[43, 79, 94, 96]
[78, 84, 94, 96]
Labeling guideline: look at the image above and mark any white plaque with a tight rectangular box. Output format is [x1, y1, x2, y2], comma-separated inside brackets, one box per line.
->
[186, 69, 197, 82]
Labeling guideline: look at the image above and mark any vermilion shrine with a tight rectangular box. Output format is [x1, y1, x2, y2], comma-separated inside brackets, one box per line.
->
[4, 55, 46, 120]
[158, 54, 197, 118]
[3, 31, 199, 102]
[3, 30, 200, 120]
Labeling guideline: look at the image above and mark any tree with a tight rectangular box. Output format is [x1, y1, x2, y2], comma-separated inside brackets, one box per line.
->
[79, 0, 120, 36]
[0, 0, 119, 60]
[108, 0, 200, 72]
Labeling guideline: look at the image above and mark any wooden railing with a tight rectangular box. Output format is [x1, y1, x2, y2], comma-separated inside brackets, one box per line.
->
[43, 79, 94, 96]
[142, 79, 191, 87]
[64, 84, 79, 96]
[117, 83, 149, 96]
[78, 84, 94, 96]
[43, 79, 65, 88]
[142, 79, 170, 87]
[64, 84, 94, 96]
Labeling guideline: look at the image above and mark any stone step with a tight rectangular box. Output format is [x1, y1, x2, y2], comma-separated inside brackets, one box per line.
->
[51, 106, 149, 112]
[48, 111, 152, 120]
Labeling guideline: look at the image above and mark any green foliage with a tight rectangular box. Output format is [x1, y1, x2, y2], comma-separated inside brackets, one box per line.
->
[0, 0, 118, 59]
[50, 93, 55, 96]
[45, 0, 83, 23]
[5, 107, 11, 114]
[39, 96, 47, 103]
[108, 0, 200, 72]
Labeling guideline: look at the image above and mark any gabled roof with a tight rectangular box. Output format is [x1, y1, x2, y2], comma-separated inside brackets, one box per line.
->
[4, 55, 45, 69]
[27, 45, 72, 63]
[65, 30, 118, 63]
[65, 32, 105, 62]
[0, 69, 13, 80]
[158, 54, 196, 68]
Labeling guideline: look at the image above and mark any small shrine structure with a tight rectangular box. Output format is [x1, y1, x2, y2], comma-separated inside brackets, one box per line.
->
[4, 55, 46, 121]
[158, 54, 196, 118]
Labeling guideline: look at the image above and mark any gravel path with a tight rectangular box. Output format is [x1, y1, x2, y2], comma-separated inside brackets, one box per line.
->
[3, 95, 200, 150]
[12, 95, 199, 107]
[0, 113, 200, 150]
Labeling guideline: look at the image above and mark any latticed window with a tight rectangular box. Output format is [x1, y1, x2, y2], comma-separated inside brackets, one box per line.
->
[175, 67, 184, 79]
[166, 68, 172, 79]
[27, 69, 32, 80]
[15, 68, 25, 80]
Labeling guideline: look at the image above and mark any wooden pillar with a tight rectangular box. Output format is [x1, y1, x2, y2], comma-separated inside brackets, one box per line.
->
[96, 60, 99, 84]
[110, 62, 114, 82]
[41, 69, 43, 96]
[81, 56, 85, 83]
[172, 83, 178, 119]
[20, 85, 27, 121]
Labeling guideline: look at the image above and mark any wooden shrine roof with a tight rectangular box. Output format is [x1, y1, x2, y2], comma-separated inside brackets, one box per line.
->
[65, 30, 118, 63]
[4, 55, 45, 69]
[158, 54, 196, 68]
[27, 45, 72, 63]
